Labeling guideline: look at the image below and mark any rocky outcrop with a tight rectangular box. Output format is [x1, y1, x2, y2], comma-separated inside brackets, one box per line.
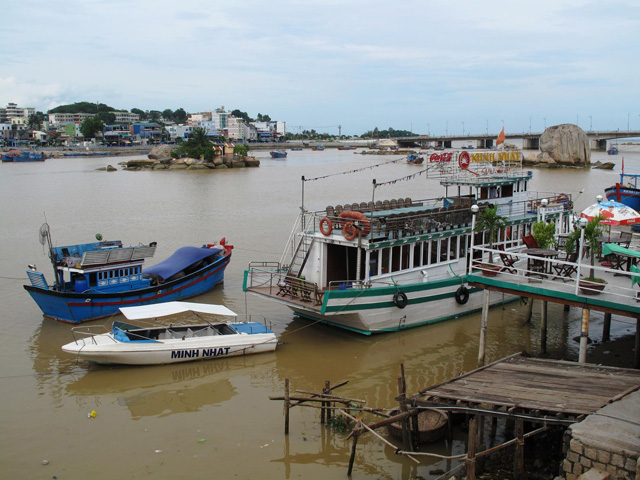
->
[124, 155, 260, 171]
[148, 145, 175, 159]
[537, 124, 590, 166]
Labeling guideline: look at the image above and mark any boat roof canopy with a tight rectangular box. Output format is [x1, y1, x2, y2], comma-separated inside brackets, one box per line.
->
[143, 246, 222, 280]
[119, 301, 237, 320]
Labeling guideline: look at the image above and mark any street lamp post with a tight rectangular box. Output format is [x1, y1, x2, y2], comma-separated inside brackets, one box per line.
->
[462, 121, 465, 136]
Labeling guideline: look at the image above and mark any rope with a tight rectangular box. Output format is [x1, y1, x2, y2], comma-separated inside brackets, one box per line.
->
[304, 157, 403, 182]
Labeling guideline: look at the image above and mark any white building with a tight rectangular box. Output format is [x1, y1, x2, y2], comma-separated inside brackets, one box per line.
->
[113, 111, 140, 123]
[0, 103, 35, 121]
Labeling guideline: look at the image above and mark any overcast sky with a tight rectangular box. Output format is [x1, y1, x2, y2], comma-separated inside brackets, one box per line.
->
[1, 0, 638, 136]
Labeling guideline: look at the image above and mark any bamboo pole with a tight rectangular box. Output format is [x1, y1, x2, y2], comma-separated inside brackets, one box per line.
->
[398, 375, 412, 451]
[347, 421, 362, 476]
[325, 380, 332, 423]
[466, 416, 477, 480]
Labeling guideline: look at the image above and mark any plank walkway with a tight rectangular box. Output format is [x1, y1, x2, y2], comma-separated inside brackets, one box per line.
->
[411, 354, 640, 421]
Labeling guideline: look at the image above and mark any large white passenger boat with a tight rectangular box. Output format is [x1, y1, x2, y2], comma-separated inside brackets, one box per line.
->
[244, 151, 575, 334]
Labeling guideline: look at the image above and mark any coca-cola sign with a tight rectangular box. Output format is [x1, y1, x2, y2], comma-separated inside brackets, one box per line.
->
[429, 152, 453, 163]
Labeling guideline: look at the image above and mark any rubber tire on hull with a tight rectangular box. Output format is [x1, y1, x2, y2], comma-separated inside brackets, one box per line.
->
[393, 291, 408, 309]
[455, 286, 469, 305]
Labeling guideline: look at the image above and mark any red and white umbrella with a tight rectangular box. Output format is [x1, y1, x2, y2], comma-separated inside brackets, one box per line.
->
[580, 200, 640, 226]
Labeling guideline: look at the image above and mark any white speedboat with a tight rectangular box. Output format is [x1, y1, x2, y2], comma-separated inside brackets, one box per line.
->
[61, 302, 278, 365]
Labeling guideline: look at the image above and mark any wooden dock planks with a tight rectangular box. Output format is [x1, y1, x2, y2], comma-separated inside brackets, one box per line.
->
[413, 354, 640, 418]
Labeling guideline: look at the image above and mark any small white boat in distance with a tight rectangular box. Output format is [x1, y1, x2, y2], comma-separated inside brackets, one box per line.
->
[61, 301, 278, 365]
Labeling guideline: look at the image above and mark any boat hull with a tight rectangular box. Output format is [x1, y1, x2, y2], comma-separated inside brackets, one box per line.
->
[251, 277, 514, 335]
[62, 330, 277, 365]
[25, 252, 231, 323]
[605, 184, 640, 211]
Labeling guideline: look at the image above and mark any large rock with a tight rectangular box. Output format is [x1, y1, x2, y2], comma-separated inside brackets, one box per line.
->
[538, 124, 590, 166]
[148, 145, 174, 159]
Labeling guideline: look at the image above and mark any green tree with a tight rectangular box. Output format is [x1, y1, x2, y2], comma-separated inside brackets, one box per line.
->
[131, 108, 148, 121]
[98, 111, 116, 124]
[231, 109, 253, 123]
[162, 109, 174, 121]
[49, 102, 115, 114]
[172, 127, 217, 161]
[173, 108, 187, 123]
[474, 205, 507, 264]
[234, 144, 249, 157]
[27, 114, 42, 131]
[80, 116, 105, 138]
[149, 110, 162, 122]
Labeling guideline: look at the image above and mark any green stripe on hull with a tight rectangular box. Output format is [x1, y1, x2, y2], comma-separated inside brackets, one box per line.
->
[294, 296, 518, 335]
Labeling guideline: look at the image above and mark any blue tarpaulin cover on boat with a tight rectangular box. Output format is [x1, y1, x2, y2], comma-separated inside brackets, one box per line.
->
[143, 246, 222, 281]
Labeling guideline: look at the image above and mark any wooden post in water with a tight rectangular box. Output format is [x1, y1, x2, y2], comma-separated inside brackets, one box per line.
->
[347, 421, 362, 477]
[466, 416, 477, 480]
[541, 300, 548, 354]
[514, 419, 525, 478]
[398, 366, 413, 451]
[579, 308, 590, 363]
[325, 380, 332, 423]
[525, 298, 534, 324]
[284, 378, 290, 435]
[603, 313, 611, 342]
[478, 289, 490, 367]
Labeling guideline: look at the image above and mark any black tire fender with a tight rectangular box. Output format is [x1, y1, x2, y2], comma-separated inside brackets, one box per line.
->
[455, 286, 469, 305]
[393, 291, 408, 309]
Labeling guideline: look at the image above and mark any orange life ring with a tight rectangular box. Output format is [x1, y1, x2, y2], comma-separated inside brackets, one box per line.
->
[343, 222, 357, 241]
[319, 217, 333, 236]
[339, 210, 371, 237]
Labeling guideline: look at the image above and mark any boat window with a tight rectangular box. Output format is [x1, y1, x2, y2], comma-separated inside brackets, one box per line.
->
[479, 187, 489, 200]
[431, 240, 439, 265]
[391, 245, 402, 272]
[440, 238, 449, 262]
[413, 242, 422, 268]
[459, 234, 468, 258]
[423, 240, 431, 266]
[381, 247, 390, 274]
[369, 250, 379, 276]
[502, 184, 513, 197]
[450, 236, 458, 260]
[401, 245, 410, 270]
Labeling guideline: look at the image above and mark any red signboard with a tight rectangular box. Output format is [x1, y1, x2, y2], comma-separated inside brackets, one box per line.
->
[429, 152, 453, 163]
[458, 151, 470, 169]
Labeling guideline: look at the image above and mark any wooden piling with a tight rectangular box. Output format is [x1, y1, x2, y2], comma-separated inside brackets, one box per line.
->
[466, 416, 477, 480]
[541, 300, 548, 354]
[603, 313, 611, 342]
[478, 289, 490, 367]
[284, 378, 290, 435]
[397, 375, 412, 452]
[525, 298, 534, 324]
[324, 380, 331, 423]
[579, 308, 590, 363]
[514, 418, 525, 478]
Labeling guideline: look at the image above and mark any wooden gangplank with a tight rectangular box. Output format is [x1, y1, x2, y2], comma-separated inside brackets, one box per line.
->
[411, 353, 640, 421]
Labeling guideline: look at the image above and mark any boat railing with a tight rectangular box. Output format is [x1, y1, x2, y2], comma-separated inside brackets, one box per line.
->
[235, 313, 274, 331]
[246, 262, 324, 306]
[69, 325, 113, 345]
[468, 244, 640, 303]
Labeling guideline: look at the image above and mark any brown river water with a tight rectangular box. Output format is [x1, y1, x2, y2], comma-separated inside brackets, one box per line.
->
[1, 144, 638, 479]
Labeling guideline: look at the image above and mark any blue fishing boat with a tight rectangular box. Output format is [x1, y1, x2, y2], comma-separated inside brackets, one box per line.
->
[2, 150, 46, 162]
[312, 145, 325, 151]
[406, 154, 424, 165]
[607, 146, 619, 155]
[270, 149, 287, 158]
[605, 172, 640, 211]
[24, 224, 233, 323]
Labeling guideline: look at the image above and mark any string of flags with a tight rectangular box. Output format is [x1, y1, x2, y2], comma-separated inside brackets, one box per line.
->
[304, 157, 404, 182]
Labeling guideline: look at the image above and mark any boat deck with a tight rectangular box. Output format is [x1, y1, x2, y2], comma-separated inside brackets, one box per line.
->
[411, 353, 640, 420]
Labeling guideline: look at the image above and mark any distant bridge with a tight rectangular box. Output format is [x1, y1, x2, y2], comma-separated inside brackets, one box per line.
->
[396, 130, 640, 151]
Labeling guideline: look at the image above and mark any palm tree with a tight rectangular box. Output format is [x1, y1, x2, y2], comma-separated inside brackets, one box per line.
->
[188, 127, 210, 148]
[474, 205, 507, 264]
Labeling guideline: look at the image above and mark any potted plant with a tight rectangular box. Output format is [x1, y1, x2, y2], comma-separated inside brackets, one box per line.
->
[564, 214, 607, 294]
[474, 204, 507, 276]
[532, 221, 557, 250]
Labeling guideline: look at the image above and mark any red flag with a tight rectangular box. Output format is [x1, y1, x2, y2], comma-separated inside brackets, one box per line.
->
[622, 157, 625, 174]
[496, 127, 505, 146]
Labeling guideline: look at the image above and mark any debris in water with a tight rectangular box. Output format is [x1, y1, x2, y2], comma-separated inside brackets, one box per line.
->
[88, 410, 97, 419]
[42, 460, 49, 465]
[198, 439, 206, 444]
